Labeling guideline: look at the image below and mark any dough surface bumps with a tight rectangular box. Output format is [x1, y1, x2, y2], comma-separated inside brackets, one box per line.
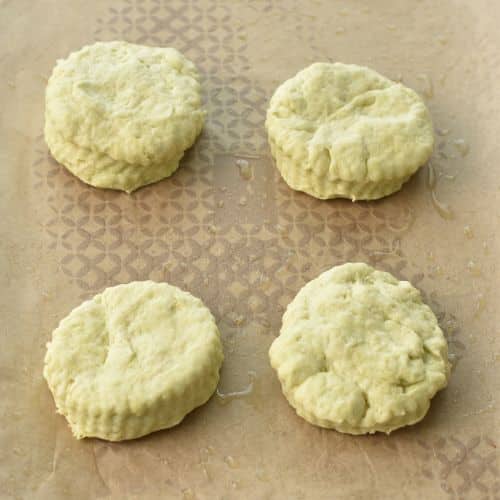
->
[266, 63, 434, 200]
[45, 41, 205, 192]
[44, 281, 223, 441]
[269, 263, 450, 434]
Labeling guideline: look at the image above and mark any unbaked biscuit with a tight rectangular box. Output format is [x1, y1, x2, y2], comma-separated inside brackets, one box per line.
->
[44, 281, 223, 441]
[266, 63, 434, 200]
[45, 41, 205, 192]
[269, 263, 450, 434]
[44, 121, 181, 192]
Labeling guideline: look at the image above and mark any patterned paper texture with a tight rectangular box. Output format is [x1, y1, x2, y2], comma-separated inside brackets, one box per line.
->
[4, 0, 498, 499]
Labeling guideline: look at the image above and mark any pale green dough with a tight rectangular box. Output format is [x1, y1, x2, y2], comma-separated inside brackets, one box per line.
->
[269, 263, 450, 434]
[44, 120, 182, 192]
[266, 63, 434, 200]
[44, 281, 223, 441]
[45, 41, 205, 192]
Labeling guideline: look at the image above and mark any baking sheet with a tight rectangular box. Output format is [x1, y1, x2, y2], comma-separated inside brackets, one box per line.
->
[1, 0, 498, 498]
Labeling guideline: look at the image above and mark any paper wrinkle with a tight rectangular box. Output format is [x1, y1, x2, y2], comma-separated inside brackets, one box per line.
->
[91, 443, 112, 496]
[33, 428, 64, 496]
[354, 440, 379, 487]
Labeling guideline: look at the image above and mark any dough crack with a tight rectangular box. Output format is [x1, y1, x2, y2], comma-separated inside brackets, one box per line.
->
[360, 390, 370, 419]
[327, 84, 396, 124]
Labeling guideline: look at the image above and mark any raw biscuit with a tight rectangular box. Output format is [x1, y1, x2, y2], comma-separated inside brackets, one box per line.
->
[45, 41, 205, 192]
[269, 263, 450, 434]
[265, 63, 434, 200]
[44, 281, 223, 441]
[44, 121, 181, 192]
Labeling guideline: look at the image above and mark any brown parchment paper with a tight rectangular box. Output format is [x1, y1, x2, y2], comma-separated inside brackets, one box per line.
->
[1, 1, 499, 498]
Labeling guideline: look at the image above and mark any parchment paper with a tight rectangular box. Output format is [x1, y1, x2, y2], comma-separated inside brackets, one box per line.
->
[1, 1, 498, 498]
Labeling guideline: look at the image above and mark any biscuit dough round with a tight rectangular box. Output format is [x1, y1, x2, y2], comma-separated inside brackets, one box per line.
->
[269, 263, 450, 434]
[45, 41, 205, 192]
[265, 63, 434, 200]
[44, 121, 181, 192]
[44, 281, 223, 441]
